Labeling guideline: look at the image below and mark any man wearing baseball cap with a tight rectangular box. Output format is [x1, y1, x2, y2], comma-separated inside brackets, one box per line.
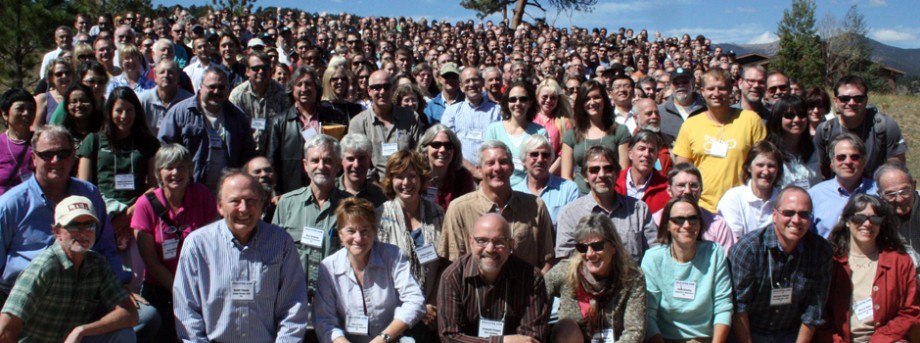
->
[658, 67, 707, 143]
[424, 62, 464, 124]
[0, 196, 138, 342]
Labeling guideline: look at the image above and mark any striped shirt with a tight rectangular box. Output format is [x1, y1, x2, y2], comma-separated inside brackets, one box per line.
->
[173, 220, 308, 343]
[437, 254, 549, 342]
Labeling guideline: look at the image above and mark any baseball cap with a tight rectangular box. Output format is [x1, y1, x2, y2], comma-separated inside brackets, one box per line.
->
[671, 67, 692, 81]
[247, 38, 265, 48]
[55, 196, 98, 227]
[439, 62, 460, 77]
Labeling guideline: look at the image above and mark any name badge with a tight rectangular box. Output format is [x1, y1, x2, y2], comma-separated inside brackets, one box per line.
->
[162, 238, 179, 260]
[709, 140, 728, 158]
[346, 314, 369, 335]
[382, 142, 399, 157]
[300, 226, 325, 248]
[673, 280, 696, 300]
[513, 158, 523, 171]
[770, 287, 793, 306]
[208, 133, 223, 148]
[231, 281, 255, 301]
[853, 297, 874, 321]
[478, 318, 504, 338]
[19, 172, 32, 182]
[114, 174, 135, 190]
[301, 127, 317, 141]
[467, 130, 483, 141]
[416, 244, 437, 264]
[250, 118, 266, 130]
[591, 328, 615, 343]
[424, 187, 438, 202]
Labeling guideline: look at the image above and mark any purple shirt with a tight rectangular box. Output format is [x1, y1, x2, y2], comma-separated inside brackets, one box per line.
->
[0, 133, 33, 196]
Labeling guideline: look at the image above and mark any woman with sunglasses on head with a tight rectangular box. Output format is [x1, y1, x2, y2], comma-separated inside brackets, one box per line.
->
[484, 81, 548, 187]
[534, 78, 573, 176]
[33, 58, 74, 127]
[416, 124, 475, 210]
[642, 195, 733, 343]
[545, 213, 647, 343]
[717, 140, 785, 240]
[766, 96, 821, 189]
[131, 143, 216, 342]
[320, 62, 363, 120]
[820, 194, 920, 342]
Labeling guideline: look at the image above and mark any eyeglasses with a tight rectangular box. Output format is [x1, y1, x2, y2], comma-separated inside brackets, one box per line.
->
[566, 87, 578, 94]
[54, 71, 71, 78]
[882, 189, 914, 202]
[834, 153, 862, 162]
[330, 77, 347, 82]
[249, 64, 270, 72]
[767, 85, 789, 93]
[575, 241, 606, 253]
[472, 237, 508, 249]
[669, 215, 700, 226]
[779, 210, 812, 218]
[850, 214, 884, 225]
[368, 83, 391, 91]
[672, 182, 701, 191]
[77, 54, 94, 60]
[428, 142, 453, 150]
[528, 151, 551, 159]
[508, 96, 529, 103]
[34, 149, 73, 161]
[743, 78, 765, 86]
[837, 95, 867, 104]
[586, 165, 616, 174]
[62, 221, 97, 232]
[782, 111, 808, 119]
[346, 40, 360, 45]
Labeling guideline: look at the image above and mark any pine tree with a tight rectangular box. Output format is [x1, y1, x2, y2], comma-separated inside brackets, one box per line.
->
[771, 0, 825, 88]
[460, 0, 596, 28]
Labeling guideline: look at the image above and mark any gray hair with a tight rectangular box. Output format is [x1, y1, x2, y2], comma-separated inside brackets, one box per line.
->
[32, 125, 74, 150]
[483, 66, 503, 79]
[741, 65, 766, 79]
[573, 212, 621, 245]
[155, 58, 180, 75]
[628, 129, 661, 150]
[477, 140, 512, 165]
[827, 132, 867, 161]
[303, 134, 342, 161]
[340, 133, 373, 156]
[417, 124, 463, 171]
[519, 134, 553, 158]
[153, 39, 174, 53]
[154, 143, 193, 186]
[874, 161, 913, 186]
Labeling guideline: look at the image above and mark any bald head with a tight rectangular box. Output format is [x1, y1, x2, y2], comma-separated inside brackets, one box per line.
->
[635, 98, 661, 131]
[472, 213, 511, 239]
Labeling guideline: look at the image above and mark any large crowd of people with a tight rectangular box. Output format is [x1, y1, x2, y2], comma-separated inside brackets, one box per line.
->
[0, 4, 917, 343]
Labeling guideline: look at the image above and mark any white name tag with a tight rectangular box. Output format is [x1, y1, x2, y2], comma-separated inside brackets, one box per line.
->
[346, 314, 369, 335]
[416, 244, 437, 264]
[208, 134, 223, 148]
[382, 142, 399, 157]
[300, 226, 325, 248]
[591, 328, 615, 343]
[709, 140, 728, 158]
[478, 318, 504, 338]
[162, 238, 179, 260]
[513, 158, 523, 171]
[770, 287, 793, 306]
[854, 297, 874, 321]
[301, 127, 318, 141]
[250, 118, 266, 130]
[231, 281, 254, 301]
[467, 130, 483, 141]
[673, 280, 697, 300]
[114, 174, 135, 190]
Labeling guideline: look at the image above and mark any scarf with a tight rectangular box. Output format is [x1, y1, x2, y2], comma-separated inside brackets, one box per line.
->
[377, 199, 443, 289]
[576, 263, 614, 337]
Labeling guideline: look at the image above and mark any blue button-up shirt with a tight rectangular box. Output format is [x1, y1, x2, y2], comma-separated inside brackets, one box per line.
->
[808, 177, 877, 237]
[512, 175, 580, 229]
[173, 220, 308, 343]
[0, 177, 128, 295]
[441, 99, 502, 166]
[423, 91, 464, 124]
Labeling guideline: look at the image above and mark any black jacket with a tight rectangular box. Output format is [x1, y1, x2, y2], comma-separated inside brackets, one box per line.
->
[265, 105, 349, 194]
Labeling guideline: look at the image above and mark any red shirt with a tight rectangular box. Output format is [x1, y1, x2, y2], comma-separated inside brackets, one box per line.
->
[615, 169, 671, 213]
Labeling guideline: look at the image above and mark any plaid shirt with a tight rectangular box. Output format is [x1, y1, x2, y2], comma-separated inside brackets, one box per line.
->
[1, 243, 128, 342]
[728, 226, 832, 334]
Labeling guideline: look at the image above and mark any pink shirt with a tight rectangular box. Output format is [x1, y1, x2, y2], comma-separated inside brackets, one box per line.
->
[131, 183, 217, 286]
[0, 133, 33, 196]
[532, 115, 570, 160]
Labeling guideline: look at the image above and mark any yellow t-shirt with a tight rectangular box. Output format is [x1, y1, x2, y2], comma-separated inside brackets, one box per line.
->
[672, 110, 767, 211]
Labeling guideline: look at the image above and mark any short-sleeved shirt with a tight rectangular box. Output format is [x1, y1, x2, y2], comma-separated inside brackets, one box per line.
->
[130, 183, 217, 287]
[441, 99, 503, 166]
[139, 87, 194, 131]
[672, 110, 766, 212]
[512, 175, 580, 229]
[562, 125, 631, 194]
[484, 121, 548, 187]
[1, 243, 129, 342]
[347, 106, 422, 180]
[228, 80, 291, 153]
[0, 133, 32, 197]
[77, 132, 160, 205]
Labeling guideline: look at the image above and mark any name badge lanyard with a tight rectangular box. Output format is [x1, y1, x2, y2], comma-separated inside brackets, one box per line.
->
[476, 278, 509, 324]
[767, 249, 802, 291]
[112, 139, 135, 187]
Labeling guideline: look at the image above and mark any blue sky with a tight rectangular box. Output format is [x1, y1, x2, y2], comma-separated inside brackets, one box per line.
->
[152, 0, 920, 49]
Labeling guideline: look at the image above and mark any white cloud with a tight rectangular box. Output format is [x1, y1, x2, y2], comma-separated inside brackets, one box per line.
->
[748, 32, 779, 44]
[870, 29, 918, 42]
[664, 26, 774, 45]
[868, 0, 887, 7]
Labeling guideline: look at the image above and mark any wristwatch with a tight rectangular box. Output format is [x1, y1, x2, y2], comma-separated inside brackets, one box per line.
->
[380, 333, 395, 343]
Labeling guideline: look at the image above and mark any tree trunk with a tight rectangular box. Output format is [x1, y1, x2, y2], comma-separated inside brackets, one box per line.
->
[512, 0, 526, 29]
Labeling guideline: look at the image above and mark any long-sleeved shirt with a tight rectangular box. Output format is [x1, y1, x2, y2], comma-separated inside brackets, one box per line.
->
[314, 241, 426, 343]
[173, 220, 308, 343]
[440, 99, 503, 166]
[808, 177, 877, 238]
[438, 254, 549, 342]
[556, 193, 658, 262]
[641, 242, 733, 340]
[0, 176, 128, 298]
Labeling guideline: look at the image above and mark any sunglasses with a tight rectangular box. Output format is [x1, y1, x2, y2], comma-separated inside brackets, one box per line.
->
[249, 65, 270, 72]
[669, 215, 700, 226]
[34, 149, 73, 161]
[508, 96, 529, 103]
[586, 165, 616, 174]
[850, 214, 884, 225]
[575, 241, 606, 253]
[428, 142, 453, 150]
[330, 77, 348, 82]
[834, 153, 861, 162]
[782, 111, 808, 120]
[369, 83, 391, 91]
[528, 151, 551, 159]
[779, 210, 812, 218]
[566, 87, 578, 93]
[837, 95, 867, 104]
[767, 85, 788, 93]
[62, 221, 97, 232]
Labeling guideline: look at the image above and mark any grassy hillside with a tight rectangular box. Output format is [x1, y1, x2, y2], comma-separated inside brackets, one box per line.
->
[873, 94, 920, 175]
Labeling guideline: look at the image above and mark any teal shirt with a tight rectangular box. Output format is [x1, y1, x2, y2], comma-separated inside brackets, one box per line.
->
[272, 186, 352, 293]
[640, 241, 733, 340]
[483, 121, 547, 187]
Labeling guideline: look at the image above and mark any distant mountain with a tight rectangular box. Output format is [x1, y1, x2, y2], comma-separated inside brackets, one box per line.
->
[715, 38, 920, 77]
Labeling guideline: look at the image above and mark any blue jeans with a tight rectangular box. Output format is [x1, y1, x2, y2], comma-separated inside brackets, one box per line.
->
[133, 300, 161, 343]
[82, 328, 136, 343]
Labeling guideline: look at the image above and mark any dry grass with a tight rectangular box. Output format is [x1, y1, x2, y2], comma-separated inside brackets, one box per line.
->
[872, 94, 920, 175]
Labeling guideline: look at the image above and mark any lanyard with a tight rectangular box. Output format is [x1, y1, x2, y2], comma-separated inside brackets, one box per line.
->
[476, 277, 509, 322]
[112, 138, 135, 176]
[768, 247, 802, 289]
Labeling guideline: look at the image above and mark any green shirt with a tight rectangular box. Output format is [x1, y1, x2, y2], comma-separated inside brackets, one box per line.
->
[562, 125, 631, 194]
[271, 186, 352, 293]
[77, 133, 160, 206]
[2, 243, 129, 343]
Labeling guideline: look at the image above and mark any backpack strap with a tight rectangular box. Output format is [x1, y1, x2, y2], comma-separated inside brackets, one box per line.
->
[145, 192, 177, 228]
